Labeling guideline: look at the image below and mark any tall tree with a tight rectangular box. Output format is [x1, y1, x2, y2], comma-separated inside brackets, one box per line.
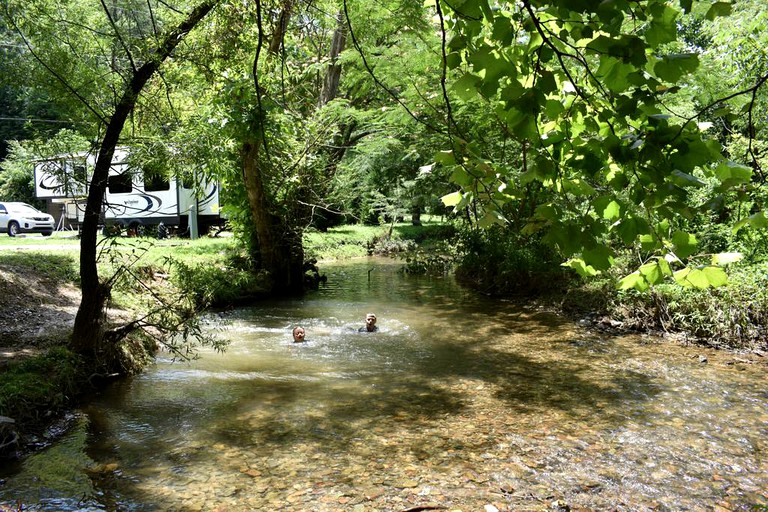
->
[5, 0, 219, 360]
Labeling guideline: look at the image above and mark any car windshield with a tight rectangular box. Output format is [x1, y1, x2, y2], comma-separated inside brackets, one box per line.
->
[11, 204, 41, 214]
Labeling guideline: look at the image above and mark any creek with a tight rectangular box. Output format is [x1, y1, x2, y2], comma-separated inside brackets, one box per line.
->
[1, 257, 766, 511]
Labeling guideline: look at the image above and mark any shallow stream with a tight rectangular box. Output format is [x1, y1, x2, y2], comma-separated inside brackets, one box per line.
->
[1, 258, 766, 511]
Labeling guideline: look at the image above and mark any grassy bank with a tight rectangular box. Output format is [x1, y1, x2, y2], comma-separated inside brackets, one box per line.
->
[0, 235, 246, 456]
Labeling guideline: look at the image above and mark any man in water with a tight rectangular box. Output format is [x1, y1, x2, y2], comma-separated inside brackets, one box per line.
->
[292, 326, 306, 342]
[358, 313, 379, 332]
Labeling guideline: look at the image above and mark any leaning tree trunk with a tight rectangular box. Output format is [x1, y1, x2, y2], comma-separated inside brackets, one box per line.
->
[71, 0, 218, 357]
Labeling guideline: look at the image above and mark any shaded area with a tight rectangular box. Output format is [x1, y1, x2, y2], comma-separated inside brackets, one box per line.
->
[0, 255, 80, 366]
[2, 258, 767, 511]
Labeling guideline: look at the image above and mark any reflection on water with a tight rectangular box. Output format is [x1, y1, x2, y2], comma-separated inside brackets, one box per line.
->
[1, 258, 766, 511]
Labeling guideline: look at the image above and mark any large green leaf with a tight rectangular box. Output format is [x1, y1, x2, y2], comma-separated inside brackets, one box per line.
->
[705, 1, 732, 20]
[646, 4, 679, 48]
[653, 53, 699, 82]
[671, 230, 697, 259]
[452, 73, 480, 101]
[733, 212, 768, 233]
[478, 210, 506, 228]
[563, 258, 599, 277]
[670, 170, 705, 188]
[619, 271, 649, 292]
[714, 160, 752, 185]
[674, 266, 728, 289]
[583, 245, 613, 271]
[441, 191, 463, 207]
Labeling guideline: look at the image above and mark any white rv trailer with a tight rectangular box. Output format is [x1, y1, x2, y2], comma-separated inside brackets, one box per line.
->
[34, 148, 222, 234]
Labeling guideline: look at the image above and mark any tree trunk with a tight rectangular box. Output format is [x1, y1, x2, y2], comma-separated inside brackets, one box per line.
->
[268, 0, 293, 56]
[241, 141, 305, 295]
[71, 0, 218, 357]
[319, 10, 347, 107]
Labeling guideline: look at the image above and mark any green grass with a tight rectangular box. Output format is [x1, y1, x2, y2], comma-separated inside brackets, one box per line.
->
[0, 347, 85, 425]
[0, 231, 81, 247]
[0, 251, 80, 283]
[304, 217, 455, 261]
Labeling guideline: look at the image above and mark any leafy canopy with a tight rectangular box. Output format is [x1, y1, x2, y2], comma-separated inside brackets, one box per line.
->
[436, 0, 762, 290]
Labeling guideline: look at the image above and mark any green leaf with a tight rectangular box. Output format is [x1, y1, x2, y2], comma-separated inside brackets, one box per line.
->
[477, 210, 506, 228]
[602, 200, 621, 221]
[562, 178, 595, 196]
[619, 271, 649, 292]
[679, 0, 693, 14]
[583, 245, 613, 271]
[702, 266, 728, 287]
[452, 73, 480, 101]
[654, 53, 699, 82]
[673, 268, 708, 289]
[450, 166, 475, 187]
[671, 230, 697, 259]
[639, 260, 665, 286]
[640, 233, 657, 252]
[711, 252, 743, 265]
[563, 258, 599, 277]
[646, 4, 679, 48]
[733, 212, 768, 233]
[670, 170, 705, 188]
[705, 1, 732, 20]
[435, 150, 455, 165]
[598, 57, 632, 92]
[441, 191, 463, 207]
[615, 216, 650, 245]
[714, 160, 752, 184]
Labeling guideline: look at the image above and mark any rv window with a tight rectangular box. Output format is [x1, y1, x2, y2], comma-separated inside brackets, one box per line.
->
[144, 171, 170, 192]
[73, 165, 87, 184]
[108, 173, 133, 194]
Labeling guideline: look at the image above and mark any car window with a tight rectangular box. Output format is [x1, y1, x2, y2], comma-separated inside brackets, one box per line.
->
[12, 204, 40, 214]
[0, 203, 5, 213]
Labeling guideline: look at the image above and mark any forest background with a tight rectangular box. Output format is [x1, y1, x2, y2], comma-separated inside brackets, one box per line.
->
[1, 0, 767, 398]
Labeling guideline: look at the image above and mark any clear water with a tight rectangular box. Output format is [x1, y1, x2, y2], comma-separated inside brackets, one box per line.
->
[1, 258, 766, 511]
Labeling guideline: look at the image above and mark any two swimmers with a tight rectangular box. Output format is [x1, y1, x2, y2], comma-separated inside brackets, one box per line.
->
[292, 312, 378, 342]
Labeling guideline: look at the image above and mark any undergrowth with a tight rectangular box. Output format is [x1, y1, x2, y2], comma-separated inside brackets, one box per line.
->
[0, 347, 85, 426]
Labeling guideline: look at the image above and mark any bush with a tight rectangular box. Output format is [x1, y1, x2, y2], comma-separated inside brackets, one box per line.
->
[168, 254, 270, 307]
[0, 347, 85, 425]
[454, 227, 571, 296]
[583, 263, 768, 350]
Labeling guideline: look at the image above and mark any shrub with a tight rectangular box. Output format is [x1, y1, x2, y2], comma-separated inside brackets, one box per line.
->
[0, 347, 85, 425]
[596, 263, 768, 350]
[454, 226, 571, 296]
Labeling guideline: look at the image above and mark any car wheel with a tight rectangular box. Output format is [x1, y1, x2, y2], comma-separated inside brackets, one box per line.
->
[42, 231, 53, 237]
[7, 221, 19, 237]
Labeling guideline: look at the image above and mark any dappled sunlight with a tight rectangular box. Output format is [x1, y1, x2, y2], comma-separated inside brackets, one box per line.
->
[2, 258, 766, 511]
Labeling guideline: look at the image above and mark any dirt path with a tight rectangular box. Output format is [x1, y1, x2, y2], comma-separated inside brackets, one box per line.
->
[0, 263, 80, 365]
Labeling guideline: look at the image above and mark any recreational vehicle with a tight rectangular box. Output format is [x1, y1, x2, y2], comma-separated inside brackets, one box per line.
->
[34, 148, 222, 235]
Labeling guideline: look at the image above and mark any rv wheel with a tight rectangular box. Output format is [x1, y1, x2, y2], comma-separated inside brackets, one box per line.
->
[102, 225, 121, 237]
[128, 222, 146, 237]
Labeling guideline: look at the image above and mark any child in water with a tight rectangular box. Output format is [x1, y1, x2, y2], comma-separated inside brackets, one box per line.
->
[358, 313, 378, 332]
[292, 326, 306, 342]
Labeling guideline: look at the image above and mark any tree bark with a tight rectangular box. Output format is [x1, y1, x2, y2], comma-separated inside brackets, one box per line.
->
[241, 140, 305, 294]
[71, 0, 218, 357]
[268, 0, 293, 56]
[319, 10, 347, 107]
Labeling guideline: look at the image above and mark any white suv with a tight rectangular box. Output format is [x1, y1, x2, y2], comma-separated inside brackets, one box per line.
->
[0, 202, 55, 237]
